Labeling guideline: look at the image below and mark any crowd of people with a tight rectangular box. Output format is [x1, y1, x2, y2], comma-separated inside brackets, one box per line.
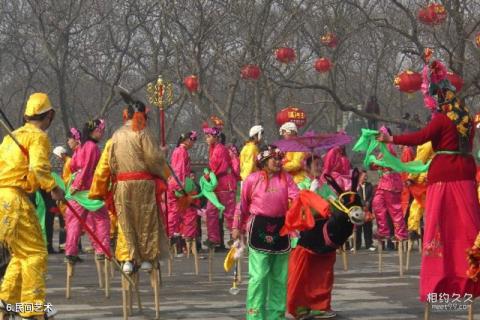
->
[0, 58, 479, 320]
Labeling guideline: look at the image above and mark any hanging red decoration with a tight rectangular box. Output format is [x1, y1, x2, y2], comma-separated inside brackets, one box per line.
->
[320, 32, 338, 48]
[446, 71, 464, 92]
[475, 32, 480, 48]
[314, 57, 332, 73]
[276, 107, 307, 127]
[183, 75, 199, 93]
[240, 64, 261, 80]
[418, 3, 447, 25]
[394, 70, 422, 93]
[275, 47, 296, 63]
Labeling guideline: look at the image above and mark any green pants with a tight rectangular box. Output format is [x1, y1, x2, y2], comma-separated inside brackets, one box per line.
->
[246, 248, 289, 320]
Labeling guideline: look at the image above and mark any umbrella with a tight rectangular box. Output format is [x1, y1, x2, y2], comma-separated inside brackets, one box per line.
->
[273, 131, 352, 155]
[273, 131, 352, 177]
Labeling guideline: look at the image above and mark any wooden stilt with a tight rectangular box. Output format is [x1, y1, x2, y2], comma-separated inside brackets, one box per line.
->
[378, 240, 383, 273]
[398, 240, 404, 277]
[0, 311, 5, 320]
[121, 275, 128, 320]
[237, 257, 242, 283]
[406, 239, 413, 271]
[186, 240, 191, 259]
[341, 244, 348, 271]
[135, 272, 142, 313]
[352, 232, 357, 254]
[419, 238, 423, 254]
[151, 267, 160, 319]
[468, 301, 474, 320]
[66, 263, 74, 299]
[105, 259, 110, 298]
[190, 240, 199, 275]
[424, 302, 430, 320]
[110, 258, 115, 278]
[127, 274, 133, 316]
[208, 248, 214, 282]
[167, 246, 173, 276]
[158, 262, 163, 287]
[95, 259, 104, 289]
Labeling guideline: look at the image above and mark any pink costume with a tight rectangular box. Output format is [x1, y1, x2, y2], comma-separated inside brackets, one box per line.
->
[233, 171, 299, 231]
[321, 146, 351, 190]
[371, 144, 408, 240]
[65, 140, 110, 256]
[224, 146, 240, 231]
[205, 142, 235, 244]
[166, 144, 197, 239]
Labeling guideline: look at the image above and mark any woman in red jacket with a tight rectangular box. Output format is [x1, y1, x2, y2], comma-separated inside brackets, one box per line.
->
[378, 60, 480, 305]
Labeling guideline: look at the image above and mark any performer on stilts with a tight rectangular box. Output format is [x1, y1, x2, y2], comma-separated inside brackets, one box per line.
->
[405, 142, 433, 239]
[64, 119, 110, 264]
[378, 59, 480, 304]
[371, 126, 408, 242]
[232, 145, 299, 320]
[166, 131, 198, 252]
[0, 92, 64, 319]
[279, 122, 307, 184]
[239, 125, 263, 182]
[107, 99, 169, 273]
[202, 121, 234, 248]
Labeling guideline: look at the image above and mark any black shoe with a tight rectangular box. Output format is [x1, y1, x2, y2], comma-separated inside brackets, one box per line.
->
[64, 255, 83, 264]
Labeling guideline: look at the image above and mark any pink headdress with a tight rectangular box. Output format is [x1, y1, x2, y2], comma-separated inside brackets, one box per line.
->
[69, 127, 81, 142]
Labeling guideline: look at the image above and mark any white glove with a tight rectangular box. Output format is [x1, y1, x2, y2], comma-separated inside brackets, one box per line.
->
[310, 179, 319, 192]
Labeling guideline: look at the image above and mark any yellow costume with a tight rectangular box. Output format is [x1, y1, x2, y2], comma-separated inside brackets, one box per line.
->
[407, 142, 434, 234]
[283, 151, 307, 184]
[0, 93, 56, 318]
[109, 121, 169, 263]
[239, 141, 259, 181]
[62, 156, 72, 184]
[89, 139, 129, 261]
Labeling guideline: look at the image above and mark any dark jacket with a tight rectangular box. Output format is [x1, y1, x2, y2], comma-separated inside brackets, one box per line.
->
[358, 182, 373, 211]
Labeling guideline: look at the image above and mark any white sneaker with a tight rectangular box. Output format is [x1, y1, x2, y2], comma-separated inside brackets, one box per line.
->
[368, 246, 377, 252]
[140, 261, 152, 272]
[122, 261, 134, 274]
[45, 303, 58, 319]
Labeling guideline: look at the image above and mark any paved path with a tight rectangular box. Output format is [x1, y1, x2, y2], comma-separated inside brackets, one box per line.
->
[44, 245, 479, 319]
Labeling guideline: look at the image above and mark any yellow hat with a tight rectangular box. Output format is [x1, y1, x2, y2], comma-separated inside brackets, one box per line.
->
[223, 246, 237, 272]
[24, 92, 53, 117]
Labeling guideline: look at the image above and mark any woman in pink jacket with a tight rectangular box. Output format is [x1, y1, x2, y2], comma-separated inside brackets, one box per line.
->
[203, 125, 235, 247]
[167, 131, 197, 246]
[64, 119, 110, 263]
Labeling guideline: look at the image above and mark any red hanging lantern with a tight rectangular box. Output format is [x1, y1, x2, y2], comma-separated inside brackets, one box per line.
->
[475, 32, 480, 48]
[314, 57, 332, 73]
[275, 47, 296, 63]
[320, 32, 338, 48]
[418, 3, 447, 25]
[394, 70, 422, 93]
[446, 71, 464, 92]
[183, 75, 199, 93]
[276, 106, 307, 127]
[240, 64, 261, 80]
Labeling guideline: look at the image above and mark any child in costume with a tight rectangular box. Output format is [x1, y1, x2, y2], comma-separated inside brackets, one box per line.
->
[232, 145, 299, 320]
